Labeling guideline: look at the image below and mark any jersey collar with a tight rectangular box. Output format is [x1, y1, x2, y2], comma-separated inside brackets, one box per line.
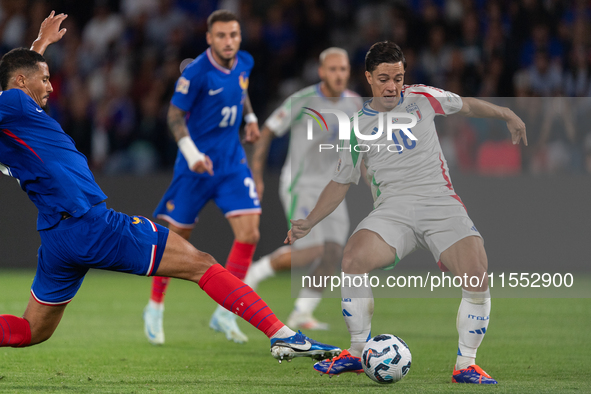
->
[206, 47, 238, 74]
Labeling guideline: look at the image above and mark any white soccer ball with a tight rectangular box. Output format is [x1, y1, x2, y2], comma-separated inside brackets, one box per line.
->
[361, 334, 412, 384]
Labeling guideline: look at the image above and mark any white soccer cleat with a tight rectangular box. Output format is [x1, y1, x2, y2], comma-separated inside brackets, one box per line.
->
[209, 306, 248, 344]
[143, 303, 165, 345]
[287, 310, 330, 331]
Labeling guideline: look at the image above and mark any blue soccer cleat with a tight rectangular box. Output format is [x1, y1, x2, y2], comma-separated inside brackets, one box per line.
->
[313, 350, 364, 376]
[452, 365, 498, 384]
[270, 330, 341, 363]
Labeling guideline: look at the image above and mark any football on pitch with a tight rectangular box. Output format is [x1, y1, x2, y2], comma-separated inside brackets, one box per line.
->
[361, 334, 412, 384]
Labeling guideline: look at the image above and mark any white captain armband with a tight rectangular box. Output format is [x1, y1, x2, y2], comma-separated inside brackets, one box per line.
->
[178, 136, 205, 169]
[244, 113, 258, 124]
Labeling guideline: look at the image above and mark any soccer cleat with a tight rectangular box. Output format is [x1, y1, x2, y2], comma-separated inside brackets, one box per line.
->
[209, 306, 248, 344]
[313, 350, 364, 376]
[452, 364, 498, 384]
[270, 330, 341, 363]
[143, 304, 165, 345]
[287, 311, 329, 331]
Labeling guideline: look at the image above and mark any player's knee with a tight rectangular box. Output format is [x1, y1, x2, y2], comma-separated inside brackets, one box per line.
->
[235, 227, 260, 244]
[341, 251, 364, 274]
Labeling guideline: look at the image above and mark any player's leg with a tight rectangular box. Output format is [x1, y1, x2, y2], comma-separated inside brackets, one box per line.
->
[144, 223, 192, 345]
[288, 243, 341, 331]
[244, 245, 292, 290]
[156, 230, 341, 361]
[148, 172, 211, 345]
[440, 236, 496, 384]
[206, 213, 260, 344]
[0, 296, 66, 348]
[315, 229, 397, 376]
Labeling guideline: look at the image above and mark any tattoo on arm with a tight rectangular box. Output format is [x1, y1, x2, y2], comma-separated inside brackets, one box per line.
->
[167, 105, 189, 142]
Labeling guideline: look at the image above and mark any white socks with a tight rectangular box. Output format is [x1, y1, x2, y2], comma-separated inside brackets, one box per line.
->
[270, 325, 297, 340]
[341, 273, 374, 357]
[243, 255, 274, 290]
[149, 299, 164, 311]
[293, 287, 322, 314]
[456, 288, 491, 369]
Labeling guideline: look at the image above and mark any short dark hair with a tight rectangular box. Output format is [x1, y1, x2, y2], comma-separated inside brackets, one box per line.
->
[365, 41, 406, 73]
[207, 10, 239, 31]
[0, 48, 46, 90]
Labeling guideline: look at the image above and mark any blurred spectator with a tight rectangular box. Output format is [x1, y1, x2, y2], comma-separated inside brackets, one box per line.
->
[526, 50, 563, 96]
[81, 2, 124, 69]
[0, 0, 587, 176]
[0, 0, 27, 52]
[146, 0, 186, 51]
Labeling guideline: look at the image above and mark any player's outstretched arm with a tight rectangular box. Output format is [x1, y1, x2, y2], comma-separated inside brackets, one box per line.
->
[168, 104, 214, 175]
[458, 97, 527, 146]
[286, 180, 350, 244]
[251, 126, 274, 200]
[243, 93, 260, 143]
[30, 11, 68, 55]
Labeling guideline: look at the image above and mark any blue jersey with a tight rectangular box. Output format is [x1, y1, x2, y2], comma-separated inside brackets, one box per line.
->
[171, 48, 254, 175]
[0, 89, 107, 230]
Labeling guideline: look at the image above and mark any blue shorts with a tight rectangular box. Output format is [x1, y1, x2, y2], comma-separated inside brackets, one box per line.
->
[31, 203, 169, 305]
[154, 164, 261, 228]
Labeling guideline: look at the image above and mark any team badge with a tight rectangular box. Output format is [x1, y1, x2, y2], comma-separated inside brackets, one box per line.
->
[405, 103, 422, 122]
[166, 200, 175, 212]
[239, 72, 249, 90]
[176, 77, 190, 94]
[132, 216, 144, 225]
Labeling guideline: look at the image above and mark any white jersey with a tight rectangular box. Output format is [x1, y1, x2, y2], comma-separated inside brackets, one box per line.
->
[265, 84, 362, 192]
[332, 84, 463, 206]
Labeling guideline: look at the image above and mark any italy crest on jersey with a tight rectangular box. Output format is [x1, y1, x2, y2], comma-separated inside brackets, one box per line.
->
[405, 103, 422, 122]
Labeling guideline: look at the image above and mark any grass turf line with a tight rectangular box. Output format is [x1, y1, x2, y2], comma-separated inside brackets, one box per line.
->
[0, 270, 589, 393]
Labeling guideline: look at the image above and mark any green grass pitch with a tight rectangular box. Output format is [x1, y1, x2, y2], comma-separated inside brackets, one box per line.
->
[0, 270, 589, 393]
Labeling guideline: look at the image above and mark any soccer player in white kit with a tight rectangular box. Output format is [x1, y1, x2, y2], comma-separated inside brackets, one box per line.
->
[246, 48, 362, 330]
[288, 41, 527, 384]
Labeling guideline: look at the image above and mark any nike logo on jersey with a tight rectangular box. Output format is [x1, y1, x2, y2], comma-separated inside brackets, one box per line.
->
[208, 87, 224, 95]
[36, 108, 43, 113]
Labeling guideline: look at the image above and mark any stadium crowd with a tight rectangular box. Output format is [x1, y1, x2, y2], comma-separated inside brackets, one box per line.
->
[0, 0, 589, 175]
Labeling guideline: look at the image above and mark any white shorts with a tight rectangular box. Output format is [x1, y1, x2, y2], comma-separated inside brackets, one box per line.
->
[353, 194, 482, 263]
[280, 182, 350, 250]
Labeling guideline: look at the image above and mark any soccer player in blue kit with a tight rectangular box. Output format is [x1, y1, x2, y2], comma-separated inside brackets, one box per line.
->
[144, 10, 263, 345]
[0, 11, 340, 364]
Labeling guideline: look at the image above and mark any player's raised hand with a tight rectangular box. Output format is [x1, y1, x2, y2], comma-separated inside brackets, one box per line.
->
[285, 219, 312, 244]
[191, 155, 214, 175]
[244, 122, 260, 143]
[38, 11, 68, 44]
[507, 113, 527, 146]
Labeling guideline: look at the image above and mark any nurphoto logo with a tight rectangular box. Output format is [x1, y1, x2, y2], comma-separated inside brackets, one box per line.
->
[303, 107, 418, 153]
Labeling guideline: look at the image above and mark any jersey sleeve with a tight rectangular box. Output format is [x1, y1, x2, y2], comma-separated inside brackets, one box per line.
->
[405, 85, 463, 116]
[264, 96, 292, 137]
[332, 137, 362, 185]
[170, 65, 204, 112]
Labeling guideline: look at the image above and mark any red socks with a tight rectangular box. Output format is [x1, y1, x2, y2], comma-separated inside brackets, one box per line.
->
[150, 276, 170, 303]
[199, 264, 283, 338]
[0, 315, 31, 347]
[225, 241, 256, 280]
[151, 241, 255, 303]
